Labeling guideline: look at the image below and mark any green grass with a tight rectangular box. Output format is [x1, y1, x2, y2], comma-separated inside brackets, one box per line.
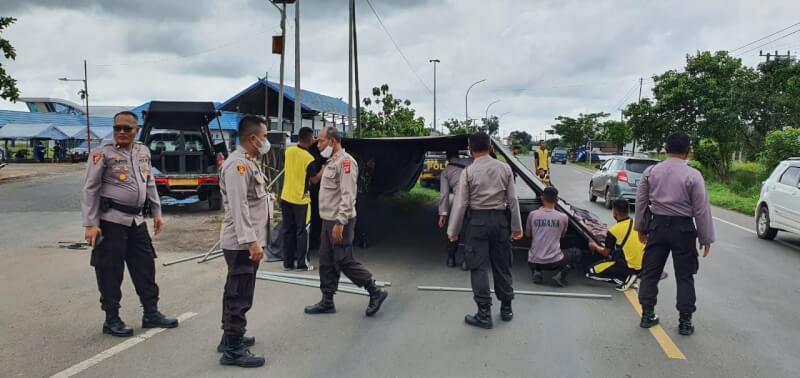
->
[391, 182, 439, 211]
[705, 181, 759, 215]
[574, 161, 597, 171]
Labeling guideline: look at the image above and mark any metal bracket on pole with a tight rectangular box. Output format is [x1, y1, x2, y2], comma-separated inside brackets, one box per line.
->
[417, 286, 612, 300]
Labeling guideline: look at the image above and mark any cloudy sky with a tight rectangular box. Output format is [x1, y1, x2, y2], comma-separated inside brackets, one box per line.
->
[1, 0, 800, 138]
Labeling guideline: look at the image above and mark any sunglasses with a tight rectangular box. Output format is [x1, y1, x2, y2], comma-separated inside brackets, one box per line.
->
[113, 125, 135, 133]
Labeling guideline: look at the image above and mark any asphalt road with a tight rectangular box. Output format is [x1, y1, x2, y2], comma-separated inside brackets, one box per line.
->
[1, 159, 799, 377]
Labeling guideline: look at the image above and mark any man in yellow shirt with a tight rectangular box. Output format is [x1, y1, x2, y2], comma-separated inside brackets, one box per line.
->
[587, 199, 644, 291]
[280, 127, 322, 271]
[534, 140, 549, 183]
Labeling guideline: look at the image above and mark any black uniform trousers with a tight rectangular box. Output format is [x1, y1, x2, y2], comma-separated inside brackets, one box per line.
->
[221, 249, 259, 336]
[280, 200, 310, 269]
[318, 219, 373, 295]
[91, 220, 159, 314]
[638, 214, 700, 314]
[464, 210, 514, 305]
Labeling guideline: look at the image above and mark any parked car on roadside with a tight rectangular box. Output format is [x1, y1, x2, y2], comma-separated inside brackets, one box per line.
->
[755, 158, 800, 240]
[550, 148, 568, 164]
[589, 156, 659, 209]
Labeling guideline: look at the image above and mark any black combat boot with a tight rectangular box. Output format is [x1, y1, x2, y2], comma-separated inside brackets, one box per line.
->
[142, 307, 179, 329]
[640, 307, 660, 328]
[217, 334, 255, 353]
[103, 311, 133, 337]
[500, 301, 513, 322]
[465, 303, 493, 329]
[552, 270, 569, 287]
[365, 281, 389, 317]
[532, 270, 543, 284]
[446, 252, 456, 268]
[304, 293, 336, 314]
[678, 313, 694, 336]
[461, 260, 469, 271]
[219, 335, 266, 368]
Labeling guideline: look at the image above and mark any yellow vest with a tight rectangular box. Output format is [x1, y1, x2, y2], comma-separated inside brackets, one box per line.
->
[280, 146, 314, 206]
[535, 148, 549, 170]
[608, 218, 644, 270]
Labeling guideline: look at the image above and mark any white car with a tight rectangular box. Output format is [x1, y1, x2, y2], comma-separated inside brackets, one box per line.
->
[756, 158, 800, 239]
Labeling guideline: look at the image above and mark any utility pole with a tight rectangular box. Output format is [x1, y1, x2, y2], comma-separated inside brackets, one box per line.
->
[352, 0, 361, 138]
[293, 0, 301, 135]
[429, 59, 440, 133]
[84, 60, 90, 153]
[631, 77, 643, 156]
[264, 72, 269, 128]
[759, 50, 793, 62]
[347, 0, 353, 136]
[269, 1, 292, 130]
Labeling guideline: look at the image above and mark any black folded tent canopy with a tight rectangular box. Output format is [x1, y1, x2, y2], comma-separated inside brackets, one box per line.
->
[337, 135, 606, 250]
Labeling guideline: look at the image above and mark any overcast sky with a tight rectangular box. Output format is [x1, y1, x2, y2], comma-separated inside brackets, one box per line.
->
[2, 0, 800, 138]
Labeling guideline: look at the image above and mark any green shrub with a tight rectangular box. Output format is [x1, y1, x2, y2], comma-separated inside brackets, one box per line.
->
[728, 162, 767, 192]
[762, 128, 800, 171]
[693, 139, 723, 178]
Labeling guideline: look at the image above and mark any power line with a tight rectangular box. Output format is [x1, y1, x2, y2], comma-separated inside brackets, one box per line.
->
[738, 28, 800, 56]
[730, 21, 800, 52]
[363, 0, 433, 94]
[614, 80, 639, 110]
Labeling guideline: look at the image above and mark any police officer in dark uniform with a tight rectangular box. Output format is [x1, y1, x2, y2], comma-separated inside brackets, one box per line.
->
[217, 116, 272, 368]
[81, 111, 178, 337]
[448, 132, 523, 329]
[634, 132, 714, 336]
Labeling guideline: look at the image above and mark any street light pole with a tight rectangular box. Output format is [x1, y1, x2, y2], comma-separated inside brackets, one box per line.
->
[59, 60, 91, 153]
[429, 59, 440, 133]
[465, 79, 486, 121]
[293, 0, 301, 135]
[484, 99, 500, 120]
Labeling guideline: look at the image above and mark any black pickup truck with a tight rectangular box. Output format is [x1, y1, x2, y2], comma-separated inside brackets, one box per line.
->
[139, 101, 229, 210]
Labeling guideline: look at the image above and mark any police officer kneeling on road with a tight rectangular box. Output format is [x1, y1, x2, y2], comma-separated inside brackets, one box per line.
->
[217, 116, 272, 368]
[634, 132, 714, 336]
[81, 111, 178, 338]
[448, 132, 524, 329]
[304, 126, 389, 317]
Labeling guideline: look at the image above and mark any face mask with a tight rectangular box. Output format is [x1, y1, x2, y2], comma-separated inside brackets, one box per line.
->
[257, 138, 271, 155]
[320, 145, 333, 158]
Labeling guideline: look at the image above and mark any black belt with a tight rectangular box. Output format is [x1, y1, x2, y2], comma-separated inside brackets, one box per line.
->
[651, 213, 692, 225]
[468, 208, 507, 214]
[101, 197, 144, 215]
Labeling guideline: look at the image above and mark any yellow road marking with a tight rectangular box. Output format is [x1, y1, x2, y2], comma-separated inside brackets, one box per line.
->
[623, 290, 687, 360]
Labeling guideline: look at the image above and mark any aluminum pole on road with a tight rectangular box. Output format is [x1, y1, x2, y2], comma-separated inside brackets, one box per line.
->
[257, 273, 369, 296]
[261, 271, 391, 287]
[417, 286, 612, 300]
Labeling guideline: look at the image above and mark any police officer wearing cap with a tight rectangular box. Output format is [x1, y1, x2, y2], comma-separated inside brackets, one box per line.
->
[304, 127, 389, 317]
[635, 132, 714, 336]
[217, 116, 272, 368]
[448, 131, 523, 329]
[438, 149, 472, 269]
[81, 111, 178, 338]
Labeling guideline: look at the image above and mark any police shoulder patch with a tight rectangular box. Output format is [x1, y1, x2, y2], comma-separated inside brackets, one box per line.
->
[92, 152, 102, 165]
[236, 163, 247, 176]
[342, 159, 351, 174]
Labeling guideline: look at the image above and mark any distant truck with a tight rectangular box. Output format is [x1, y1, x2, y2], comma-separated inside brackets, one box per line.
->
[550, 147, 568, 164]
[139, 101, 229, 210]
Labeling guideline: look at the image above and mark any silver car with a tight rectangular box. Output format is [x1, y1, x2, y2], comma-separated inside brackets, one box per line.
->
[756, 158, 800, 240]
[589, 157, 659, 209]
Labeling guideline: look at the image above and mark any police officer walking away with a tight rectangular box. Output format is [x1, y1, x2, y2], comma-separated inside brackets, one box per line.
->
[635, 132, 714, 336]
[448, 132, 523, 329]
[438, 149, 472, 269]
[304, 127, 389, 317]
[81, 111, 177, 337]
[217, 116, 271, 368]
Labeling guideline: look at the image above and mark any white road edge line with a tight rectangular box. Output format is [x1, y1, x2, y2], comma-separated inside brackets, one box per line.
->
[712, 216, 755, 235]
[50, 311, 198, 378]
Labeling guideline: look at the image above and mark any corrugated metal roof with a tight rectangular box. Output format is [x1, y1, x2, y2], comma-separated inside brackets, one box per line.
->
[0, 109, 114, 128]
[0, 124, 70, 140]
[219, 79, 352, 117]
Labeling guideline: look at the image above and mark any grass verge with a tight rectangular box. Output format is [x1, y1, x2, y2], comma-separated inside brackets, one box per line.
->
[392, 182, 439, 211]
[705, 181, 758, 215]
